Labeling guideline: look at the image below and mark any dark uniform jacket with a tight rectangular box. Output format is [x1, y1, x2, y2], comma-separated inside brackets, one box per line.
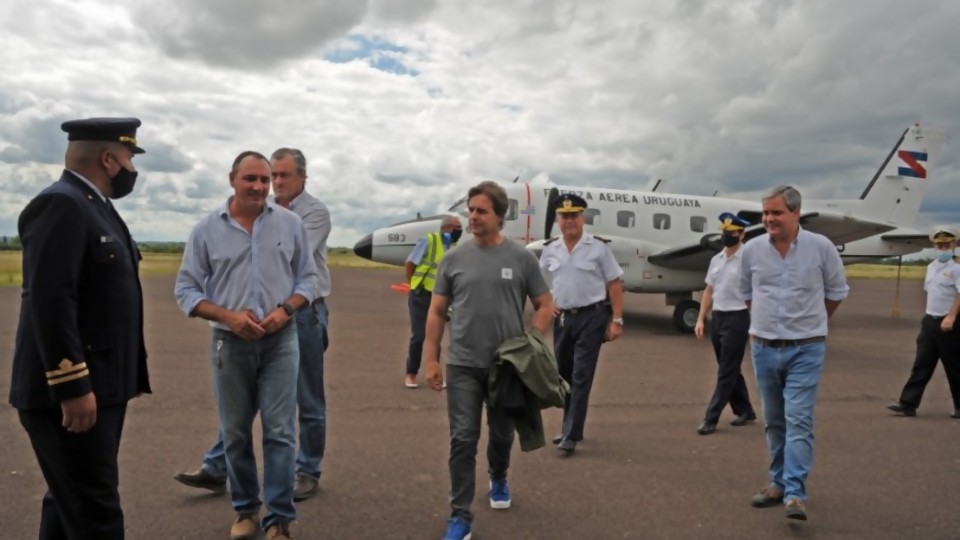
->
[9, 171, 150, 410]
[489, 328, 570, 451]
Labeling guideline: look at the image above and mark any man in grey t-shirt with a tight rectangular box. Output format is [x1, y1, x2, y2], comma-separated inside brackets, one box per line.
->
[424, 181, 553, 540]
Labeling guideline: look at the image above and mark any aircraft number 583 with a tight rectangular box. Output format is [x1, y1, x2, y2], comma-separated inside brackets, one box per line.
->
[388, 233, 406, 243]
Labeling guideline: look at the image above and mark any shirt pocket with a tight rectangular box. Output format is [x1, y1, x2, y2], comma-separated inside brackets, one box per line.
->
[93, 237, 122, 264]
[575, 258, 598, 273]
[794, 260, 822, 291]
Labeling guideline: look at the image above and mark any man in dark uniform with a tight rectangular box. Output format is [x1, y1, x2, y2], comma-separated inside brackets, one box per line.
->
[9, 117, 151, 540]
[887, 225, 960, 418]
[539, 193, 624, 455]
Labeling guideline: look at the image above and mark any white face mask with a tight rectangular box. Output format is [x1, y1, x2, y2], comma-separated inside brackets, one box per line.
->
[937, 251, 954, 263]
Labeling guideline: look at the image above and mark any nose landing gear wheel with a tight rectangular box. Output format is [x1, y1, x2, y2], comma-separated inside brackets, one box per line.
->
[673, 300, 700, 334]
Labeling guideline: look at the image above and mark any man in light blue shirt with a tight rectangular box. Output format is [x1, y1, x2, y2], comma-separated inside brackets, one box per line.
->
[174, 151, 318, 540]
[175, 148, 333, 504]
[739, 185, 848, 522]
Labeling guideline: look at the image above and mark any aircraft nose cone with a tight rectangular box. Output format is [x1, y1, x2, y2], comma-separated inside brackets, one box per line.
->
[354, 233, 373, 260]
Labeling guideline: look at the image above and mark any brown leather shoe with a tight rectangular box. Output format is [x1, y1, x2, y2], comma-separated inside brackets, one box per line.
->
[230, 512, 259, 540]
[785, 499, 807, 520]
[174, 468, 227, 493]
[266, 521, 293, 540]
[293, 472, 318, 501]
[751, 486, 784, 508]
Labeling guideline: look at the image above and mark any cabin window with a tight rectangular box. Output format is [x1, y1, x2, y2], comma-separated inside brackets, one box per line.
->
[506, 199, 518, 221]
[653, 213, 670, 230]
[617, 211, 635, 228]
[690, 216, 707, 233]
[584, 208, 601, 226]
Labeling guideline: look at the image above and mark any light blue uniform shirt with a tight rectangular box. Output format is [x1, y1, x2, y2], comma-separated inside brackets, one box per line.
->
[924, 259, 960, 316]
[740, 227, 849, 339]
[282, 189, 332, 298]
[406, 233, 453, 265]
[540, 233, 623, 310]
[174, 198, 318, 330]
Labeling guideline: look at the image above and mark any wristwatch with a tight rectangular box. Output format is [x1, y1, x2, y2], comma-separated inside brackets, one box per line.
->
[612, 317, 624, 326]
[279, 302, 296, 316]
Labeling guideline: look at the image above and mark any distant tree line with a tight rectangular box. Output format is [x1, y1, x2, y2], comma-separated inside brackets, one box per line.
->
[0, 235, 21, 250]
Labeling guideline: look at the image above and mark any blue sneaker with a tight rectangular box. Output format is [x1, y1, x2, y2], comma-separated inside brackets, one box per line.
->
[489, 478, 511, 509]
[442, 517, 472, 540]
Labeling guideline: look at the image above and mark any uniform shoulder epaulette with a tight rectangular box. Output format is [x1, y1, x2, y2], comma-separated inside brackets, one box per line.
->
[543, 237, 559, 246]
[593, 235, 612, 243]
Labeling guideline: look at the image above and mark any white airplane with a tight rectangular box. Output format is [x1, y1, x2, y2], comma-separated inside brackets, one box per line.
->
[354, 124, 945, 332]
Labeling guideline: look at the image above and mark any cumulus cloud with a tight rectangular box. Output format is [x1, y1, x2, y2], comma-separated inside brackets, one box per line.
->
[0, 0, 957, 246]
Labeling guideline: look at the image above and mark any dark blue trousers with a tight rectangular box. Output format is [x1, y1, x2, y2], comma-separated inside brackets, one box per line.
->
[19, 404, 128, 540]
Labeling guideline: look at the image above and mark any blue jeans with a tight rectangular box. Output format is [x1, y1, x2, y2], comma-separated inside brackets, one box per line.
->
[211, 323, 299, 529]
[751, 340, 826, 503]
[201, 303, 329, 480]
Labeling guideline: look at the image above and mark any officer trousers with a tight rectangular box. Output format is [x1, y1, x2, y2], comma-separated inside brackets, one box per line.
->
[703, 309, 755, 423]
[898, 315, 960, 410]
[554, 306, 608, 441]
[406, 288, 432, 375]
[19, 404, 128, 540]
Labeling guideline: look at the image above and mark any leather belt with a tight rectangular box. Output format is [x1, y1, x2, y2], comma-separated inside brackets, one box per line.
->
[752, 336, 825, 348]
[559, 301, 607, 315]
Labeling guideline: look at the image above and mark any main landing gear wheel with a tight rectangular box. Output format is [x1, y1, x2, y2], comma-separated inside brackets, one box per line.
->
[673, 300, 700, 334]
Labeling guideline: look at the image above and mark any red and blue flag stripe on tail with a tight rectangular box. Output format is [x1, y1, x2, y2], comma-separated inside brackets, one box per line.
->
[897, 150, 928, 178]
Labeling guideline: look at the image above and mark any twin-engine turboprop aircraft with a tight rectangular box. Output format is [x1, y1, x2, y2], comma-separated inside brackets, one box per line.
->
[354, 124, 945, 332]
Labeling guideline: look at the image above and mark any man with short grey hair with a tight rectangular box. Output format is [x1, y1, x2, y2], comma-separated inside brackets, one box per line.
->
[740, 185, 849, 521]
[403, 214, 463, 388]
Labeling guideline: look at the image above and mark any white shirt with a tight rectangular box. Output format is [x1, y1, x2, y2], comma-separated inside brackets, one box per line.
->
[68, 169, 106, 202]
[740, 227, 849, 339]
[280, 190, 332, 298]
[540, 233, 623, 310]
[705, 247, 747, 312]
[924, 259, 960, 316]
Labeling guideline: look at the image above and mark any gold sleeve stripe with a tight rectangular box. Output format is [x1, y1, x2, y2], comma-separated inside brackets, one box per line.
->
[46, 362, 88, 379]
[47, 369, 90, 386]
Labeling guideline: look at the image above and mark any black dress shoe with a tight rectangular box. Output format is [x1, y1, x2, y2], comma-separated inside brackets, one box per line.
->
[730, 413, 757, 427]
[951, 410, 960, 419]
[174, 468, 227, 493]
[887, 402, 917, 417]
[557, 438, 576, 455]
[552, 434, 565, 445]
[697, 422, 716, 435]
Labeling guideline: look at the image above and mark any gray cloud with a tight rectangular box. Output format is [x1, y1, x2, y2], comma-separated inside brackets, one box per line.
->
[135, 0, 369, 69]
[136, 141, 193, 173]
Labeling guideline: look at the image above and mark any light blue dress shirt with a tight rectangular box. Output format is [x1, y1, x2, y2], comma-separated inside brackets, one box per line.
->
[540, 233, 623, 310]
[282, 189, 332, 298]
[740, 227, 849, 339]
[175, 198, 318, 330]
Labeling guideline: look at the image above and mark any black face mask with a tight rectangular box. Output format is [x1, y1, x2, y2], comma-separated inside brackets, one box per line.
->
[450, 228, 463, 243]
[106, 155, 138, 199]
[721, 234, 741, 247]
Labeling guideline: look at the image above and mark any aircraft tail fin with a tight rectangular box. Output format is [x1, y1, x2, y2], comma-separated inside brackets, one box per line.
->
[858, 124, 945, 225]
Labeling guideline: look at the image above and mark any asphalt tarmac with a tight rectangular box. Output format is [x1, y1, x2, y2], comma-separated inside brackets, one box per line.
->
[1, 270, 958, 540]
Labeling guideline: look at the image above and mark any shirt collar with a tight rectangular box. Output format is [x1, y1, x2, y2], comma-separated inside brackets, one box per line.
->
[67, 169, 106, 202]
[275, 189, 309, 210]
[219, 197, 274, 218]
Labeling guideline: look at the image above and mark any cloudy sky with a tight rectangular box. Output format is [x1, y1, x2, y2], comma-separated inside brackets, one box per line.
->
[1, 0, 957, 248]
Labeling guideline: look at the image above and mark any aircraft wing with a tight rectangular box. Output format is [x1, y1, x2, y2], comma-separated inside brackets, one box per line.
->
[647, 224, 768, 271]
[878, 233, 931, 248]
[648, 212, 897, 272]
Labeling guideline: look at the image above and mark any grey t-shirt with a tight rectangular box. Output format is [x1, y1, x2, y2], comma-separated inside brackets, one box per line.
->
[434, 239, 549, 369]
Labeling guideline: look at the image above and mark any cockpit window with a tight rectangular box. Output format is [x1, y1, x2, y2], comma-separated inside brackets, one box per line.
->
[448, 196, 469, 218]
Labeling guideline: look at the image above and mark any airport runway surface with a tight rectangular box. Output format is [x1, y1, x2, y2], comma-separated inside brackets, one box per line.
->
[1, 270, 958, 540]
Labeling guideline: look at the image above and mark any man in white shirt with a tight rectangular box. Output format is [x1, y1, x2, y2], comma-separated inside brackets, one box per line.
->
[887, 225, 960, 418]
[694, 212, 757, 435]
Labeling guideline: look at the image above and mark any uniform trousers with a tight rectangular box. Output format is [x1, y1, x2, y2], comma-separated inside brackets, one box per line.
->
[554, 305, 609, 441]
[406, 288, 432, 375]
[898, 315, 960, 410]
[19, 404, 128, 540]
[703, 309, 755, 423]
